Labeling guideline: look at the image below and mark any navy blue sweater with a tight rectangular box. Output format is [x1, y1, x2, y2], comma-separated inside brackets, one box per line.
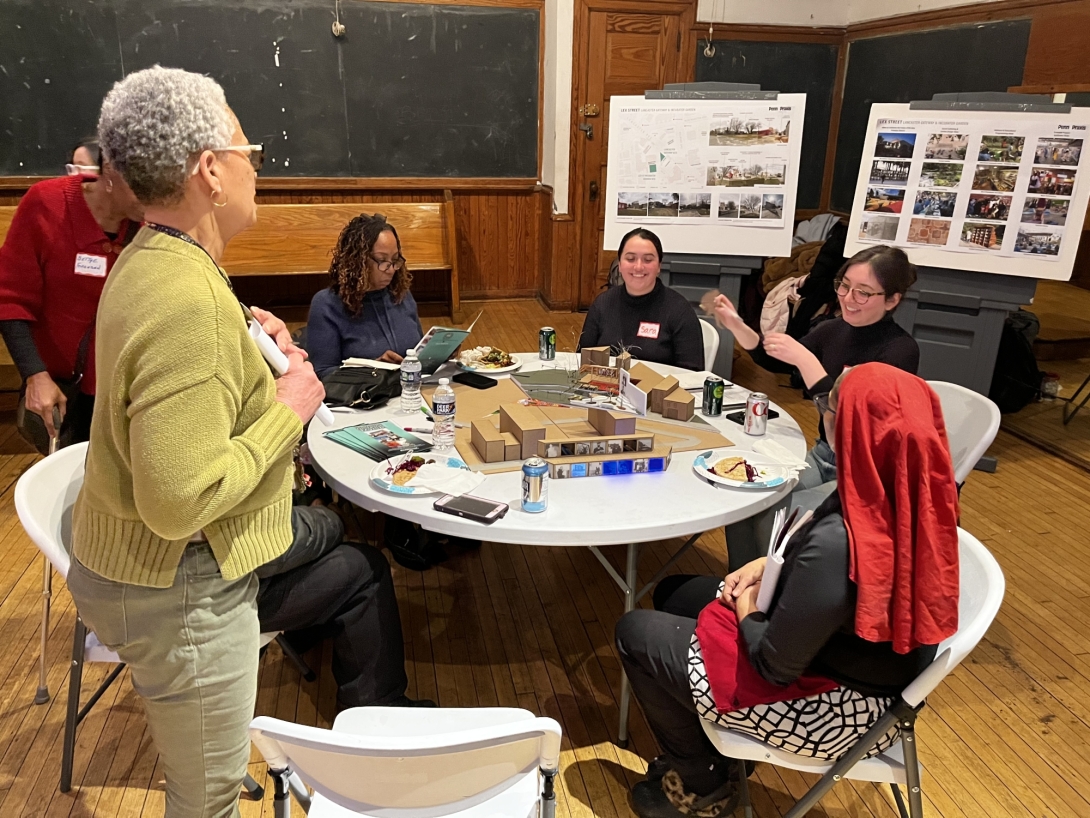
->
[307, 287, 424, 378]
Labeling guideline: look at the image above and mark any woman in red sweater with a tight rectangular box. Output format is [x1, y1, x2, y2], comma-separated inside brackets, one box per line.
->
[0, 143, 142, 448]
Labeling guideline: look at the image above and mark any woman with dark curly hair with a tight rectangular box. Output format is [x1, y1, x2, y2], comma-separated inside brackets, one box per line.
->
[307, 213, 423, 378]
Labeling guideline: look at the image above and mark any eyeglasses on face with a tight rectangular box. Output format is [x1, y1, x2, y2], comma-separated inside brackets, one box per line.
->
[369, 254, 404, 272]
[834, 278, 885, 304]
[206, 144, 265, 172]
[66, 164, 100, 176]
[813, 392, 836, 416]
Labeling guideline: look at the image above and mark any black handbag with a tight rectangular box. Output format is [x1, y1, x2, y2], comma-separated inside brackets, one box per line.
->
[16, 323, 94, 456]
[320, 366, 403, 410]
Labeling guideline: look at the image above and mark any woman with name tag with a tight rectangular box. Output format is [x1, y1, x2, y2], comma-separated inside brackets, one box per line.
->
[307, 213, 423, 378]
[616, 364, 959, 818]
[63, 67, 427, 818]
[0, 139, 143, 448]
[578, 227, 704, 370]
[712, 244, 920, 570]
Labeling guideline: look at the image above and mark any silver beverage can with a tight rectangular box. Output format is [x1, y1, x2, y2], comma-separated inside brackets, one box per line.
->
[744, 392, 769, 436]
[521, 457, 549, 513]
[539, 327, 557, 360]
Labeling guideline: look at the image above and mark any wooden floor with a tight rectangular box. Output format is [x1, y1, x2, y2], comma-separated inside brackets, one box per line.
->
[1, 298, 1089, 817]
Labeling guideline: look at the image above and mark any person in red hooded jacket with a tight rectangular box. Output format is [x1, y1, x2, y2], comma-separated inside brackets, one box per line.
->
[0, 140, 143, 446]
[616, 363, 961, 818]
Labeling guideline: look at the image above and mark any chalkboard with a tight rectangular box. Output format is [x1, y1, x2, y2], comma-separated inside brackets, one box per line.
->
[0, 0, 540, 178]
[831, 20, 1031, 211]
[696, 40, 839, 211]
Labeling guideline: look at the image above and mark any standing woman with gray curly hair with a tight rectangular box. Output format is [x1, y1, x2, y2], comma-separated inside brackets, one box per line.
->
[66, 66, 325, 816]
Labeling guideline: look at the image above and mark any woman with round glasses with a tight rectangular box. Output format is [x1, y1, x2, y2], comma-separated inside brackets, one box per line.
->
[307, 213, 422, 378]
[712, 245, 919, 569]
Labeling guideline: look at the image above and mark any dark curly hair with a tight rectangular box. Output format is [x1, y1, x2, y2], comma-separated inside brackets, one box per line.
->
[328, 213, 413, 316]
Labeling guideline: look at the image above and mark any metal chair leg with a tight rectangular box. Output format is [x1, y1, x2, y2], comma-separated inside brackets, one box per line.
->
[242, 772, 265, 801]
[35, 556, 52, 705]
[890, 783, 911, 818]
[276, 635, 317, 682]
[737, 763, 753, 818]
[540, 768, 557, 818]
[899, 715, 924, 818]
[60, 616, 87, 793]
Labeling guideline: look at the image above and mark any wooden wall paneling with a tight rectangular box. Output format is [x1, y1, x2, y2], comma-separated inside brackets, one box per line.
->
[1021, 3, 1090, 88]
[820, 40, 848, 213]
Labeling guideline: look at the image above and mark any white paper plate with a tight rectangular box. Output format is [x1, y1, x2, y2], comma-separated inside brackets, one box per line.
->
[693, 448, 790, 490]
[456, 354, 522, 374]
[370, 453, 470, 495]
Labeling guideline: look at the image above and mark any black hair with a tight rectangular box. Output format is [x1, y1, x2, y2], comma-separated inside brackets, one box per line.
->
[617, 227, 664, 261]
[837, 245, 917, 301]
[71, 136, 101, 168]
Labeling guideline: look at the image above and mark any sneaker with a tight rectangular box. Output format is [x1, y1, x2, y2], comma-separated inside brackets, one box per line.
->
[386, 529, 433, 571]
[631, 773, 737, 818]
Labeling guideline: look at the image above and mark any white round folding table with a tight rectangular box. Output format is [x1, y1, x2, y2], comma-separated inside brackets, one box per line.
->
[308, 354, 806, 743]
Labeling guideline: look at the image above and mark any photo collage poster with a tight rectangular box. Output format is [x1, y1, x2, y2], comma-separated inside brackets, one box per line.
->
[604, 95, 807, 257]
[846, 103, 1090, 281]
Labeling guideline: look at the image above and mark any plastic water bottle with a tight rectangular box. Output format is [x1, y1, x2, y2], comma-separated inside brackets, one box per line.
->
[432, 378, 457, 451]
[399, 349, 422, 414]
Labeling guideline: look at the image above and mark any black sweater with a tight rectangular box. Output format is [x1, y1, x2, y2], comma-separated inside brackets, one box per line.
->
[739, 492, 937, 697]
[578, 280, 705, 371]
[749, 315, 919, 441]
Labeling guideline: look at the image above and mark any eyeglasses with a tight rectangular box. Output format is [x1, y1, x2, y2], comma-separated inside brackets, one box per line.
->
[65, 164, 100, 176]
[369, 254, 404, 272]
[834, 279, 885, 304]
[813, 392, 836, 416]
[206, 144, 265, 172]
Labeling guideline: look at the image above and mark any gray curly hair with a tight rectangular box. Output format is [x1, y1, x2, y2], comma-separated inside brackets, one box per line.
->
[97, 66, 234, 206]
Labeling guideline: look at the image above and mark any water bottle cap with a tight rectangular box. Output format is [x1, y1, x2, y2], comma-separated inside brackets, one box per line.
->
[405, 349, 416, 358]
[438, 378, 450, 385]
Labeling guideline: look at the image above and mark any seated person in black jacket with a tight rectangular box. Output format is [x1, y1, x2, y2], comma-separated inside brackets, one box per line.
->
[616, 364, 960, 818]
[713, 245, 921, 569]
[579, 228, 704, 371]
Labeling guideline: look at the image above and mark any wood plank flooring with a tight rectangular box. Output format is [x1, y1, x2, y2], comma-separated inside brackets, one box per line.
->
[0, 298, 1088, 817]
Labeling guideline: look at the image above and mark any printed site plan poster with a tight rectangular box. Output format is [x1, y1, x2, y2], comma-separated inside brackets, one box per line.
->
[845, 103, 1090, 281]
[604, 95, 807, 257]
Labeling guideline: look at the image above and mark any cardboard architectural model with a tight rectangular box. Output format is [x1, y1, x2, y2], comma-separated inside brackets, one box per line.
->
[470, 402, 673, 478]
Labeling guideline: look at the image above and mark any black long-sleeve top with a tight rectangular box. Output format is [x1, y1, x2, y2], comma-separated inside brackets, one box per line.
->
[749, 315, 919, 441]
[739, 492, 937, 697]
[578, 279, 704, 371]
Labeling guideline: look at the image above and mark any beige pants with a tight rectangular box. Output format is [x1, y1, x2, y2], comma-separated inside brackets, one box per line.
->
[67, 545, 259, 818]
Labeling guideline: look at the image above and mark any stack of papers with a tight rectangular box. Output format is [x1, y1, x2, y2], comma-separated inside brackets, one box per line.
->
[755, 506, 815, 613]
[324, 421, 431, 462]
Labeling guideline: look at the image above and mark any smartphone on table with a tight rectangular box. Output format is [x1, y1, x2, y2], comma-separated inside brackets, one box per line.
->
[433, 494, 509, 524]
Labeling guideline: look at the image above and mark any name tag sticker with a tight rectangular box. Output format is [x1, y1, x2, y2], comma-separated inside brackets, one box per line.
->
[74, 253, 108, 277]
[637, 321, 660, 339]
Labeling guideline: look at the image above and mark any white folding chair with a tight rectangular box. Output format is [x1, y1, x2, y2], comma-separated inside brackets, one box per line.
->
[700, 528, 1005, 818]
[14, 441, 288, 796]
[927, 380, 1001, 485]
[700, 318, 721, 372]
[250, 707, 563, 817]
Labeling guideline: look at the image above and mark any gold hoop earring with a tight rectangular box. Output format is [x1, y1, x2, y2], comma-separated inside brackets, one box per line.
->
[211, 190, 228, 208]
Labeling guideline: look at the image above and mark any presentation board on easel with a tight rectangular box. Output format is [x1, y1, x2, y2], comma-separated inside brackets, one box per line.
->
[844, 103, 1090, 281]
[603, 94, 807, 257]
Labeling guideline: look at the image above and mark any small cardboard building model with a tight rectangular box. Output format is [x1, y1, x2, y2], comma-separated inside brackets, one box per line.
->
[588, 406, 636, 436]
[499, 404, 547, 459]
[580, 346, 611, 367]
[649, 376, 680, 414]
[663, 388, 695, 421]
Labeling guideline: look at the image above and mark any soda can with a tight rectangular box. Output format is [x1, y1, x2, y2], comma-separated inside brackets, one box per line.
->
[702, 376, 724, 416]
[539, 327, 557, 360]
[745, 392, 770, 436]
[521, 457, 549, 513]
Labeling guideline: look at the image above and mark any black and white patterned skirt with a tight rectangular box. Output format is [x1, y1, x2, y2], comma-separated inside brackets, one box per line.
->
[688, 634, 899, 760]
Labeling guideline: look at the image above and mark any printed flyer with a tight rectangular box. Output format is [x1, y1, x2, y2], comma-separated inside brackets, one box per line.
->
[604, 95, 807, 258]
[846, 103, 1090, 281]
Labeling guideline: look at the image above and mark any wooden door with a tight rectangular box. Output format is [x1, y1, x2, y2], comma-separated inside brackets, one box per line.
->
[572, 2, 692, 309]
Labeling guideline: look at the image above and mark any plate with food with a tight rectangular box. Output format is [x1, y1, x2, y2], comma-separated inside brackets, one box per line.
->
[371, 453, 470, 495]
[692, 448, 791, 490]
[456, 346, 522, 374]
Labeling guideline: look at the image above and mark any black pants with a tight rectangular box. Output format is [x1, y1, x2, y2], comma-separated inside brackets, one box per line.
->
[616, 575, 728, 795]
[64, 392, 95, 445]
[257, 506, 408, 709]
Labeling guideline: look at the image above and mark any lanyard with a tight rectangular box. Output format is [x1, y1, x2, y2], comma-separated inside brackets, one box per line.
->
[144, 222, 257, 323]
